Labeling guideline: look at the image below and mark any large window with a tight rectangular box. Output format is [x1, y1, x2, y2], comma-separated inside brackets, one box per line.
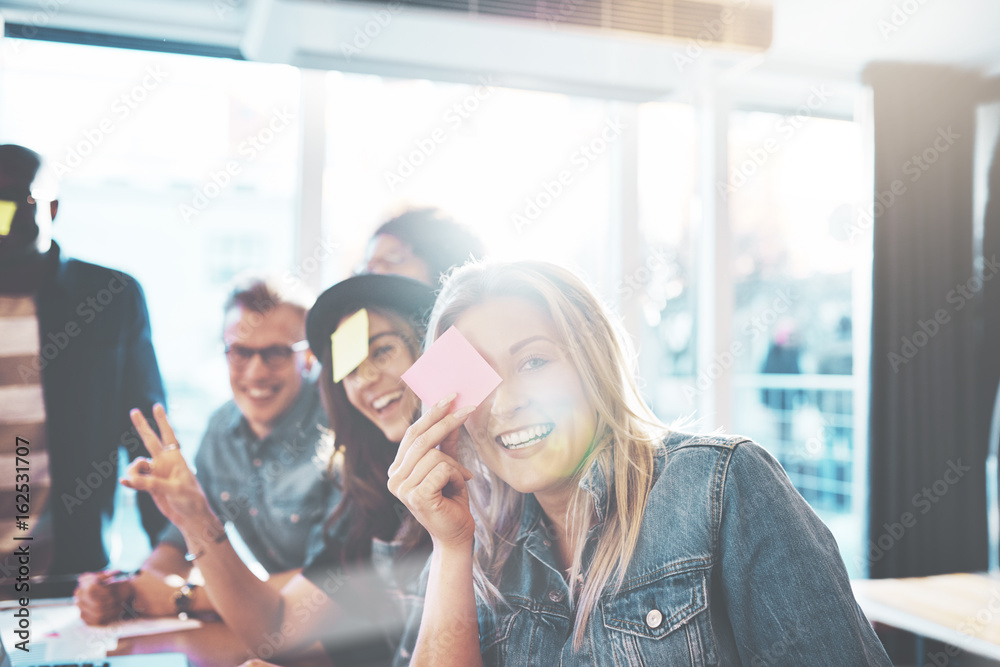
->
[1, 36, 869, 576]
[635, 101, 699, 417]
[727, 108, 867, 576]
[322, 73, 616, 292]
[1, 38, 301, 567]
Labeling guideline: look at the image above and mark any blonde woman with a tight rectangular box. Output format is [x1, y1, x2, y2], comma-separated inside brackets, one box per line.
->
[388, 261, 891, 666]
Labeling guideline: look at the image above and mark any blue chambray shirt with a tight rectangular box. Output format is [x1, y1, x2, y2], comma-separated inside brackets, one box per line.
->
[159, 378, 338, 573]
[396, 432, 892, 666]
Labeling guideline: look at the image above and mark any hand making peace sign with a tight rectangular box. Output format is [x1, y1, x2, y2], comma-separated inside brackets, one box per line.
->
[121, 403, 217, 534]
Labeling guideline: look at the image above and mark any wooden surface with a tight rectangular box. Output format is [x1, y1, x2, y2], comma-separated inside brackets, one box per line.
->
[852, 572, 1000, 659]
[114, 620, 252, 666]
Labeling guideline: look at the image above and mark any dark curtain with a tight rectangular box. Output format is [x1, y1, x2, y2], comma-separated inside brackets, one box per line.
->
[866, 63, 989, 578]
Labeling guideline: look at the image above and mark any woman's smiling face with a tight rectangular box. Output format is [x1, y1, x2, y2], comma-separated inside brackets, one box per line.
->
[454, 296, 597, 498]
[341, 310, 418, 443]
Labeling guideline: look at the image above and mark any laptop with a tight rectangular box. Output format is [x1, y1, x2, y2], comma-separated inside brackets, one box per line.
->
[0, 610, 190, 667]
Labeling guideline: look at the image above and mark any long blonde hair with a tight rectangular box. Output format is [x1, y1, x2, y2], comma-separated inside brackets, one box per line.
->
[426, 260, 669, 648]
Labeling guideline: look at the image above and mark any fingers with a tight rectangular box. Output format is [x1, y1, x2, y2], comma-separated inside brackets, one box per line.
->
[120, 457, 158, 492]
[389, 396, 475, 482]
[151, 403, 180, 454]
[417, 460, 468, 508]
[388, 441, 473, 501]
[390, 448, 470, 509]
[75, 572, 132, 626]
[130, 407, 165, 457]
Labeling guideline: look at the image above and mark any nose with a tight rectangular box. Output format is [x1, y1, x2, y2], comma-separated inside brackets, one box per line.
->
[348, 358, 382, 388]
[488, 375, 527, 421]
[242, 351, 271, 378]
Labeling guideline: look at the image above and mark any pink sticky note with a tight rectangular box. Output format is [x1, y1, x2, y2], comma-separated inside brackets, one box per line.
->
[401, 325, 501, 410]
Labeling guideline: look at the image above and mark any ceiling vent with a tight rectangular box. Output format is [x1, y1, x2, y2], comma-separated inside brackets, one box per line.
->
[242, 0, 773, 99]
[328, 0, 772, 51]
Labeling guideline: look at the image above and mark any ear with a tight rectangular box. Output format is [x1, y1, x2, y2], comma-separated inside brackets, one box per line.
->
[303, 349, 316, 371]
[49, 199, 58, 222]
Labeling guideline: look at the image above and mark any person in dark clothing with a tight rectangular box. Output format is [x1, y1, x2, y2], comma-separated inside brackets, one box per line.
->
[0, 144, 166, 577]
[761, 319, 802, 444]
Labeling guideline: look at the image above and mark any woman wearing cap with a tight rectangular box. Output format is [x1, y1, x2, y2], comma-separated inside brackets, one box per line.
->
[122, 274, 438, 666]
[387, 261, 891, 666]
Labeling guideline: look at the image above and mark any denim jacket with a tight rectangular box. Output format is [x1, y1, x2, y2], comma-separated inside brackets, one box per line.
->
[398, 432, 891, 666]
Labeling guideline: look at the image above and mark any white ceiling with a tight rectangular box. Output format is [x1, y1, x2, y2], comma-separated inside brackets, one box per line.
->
[0, 0, 997, 95]
[765, 0, 1000, 78]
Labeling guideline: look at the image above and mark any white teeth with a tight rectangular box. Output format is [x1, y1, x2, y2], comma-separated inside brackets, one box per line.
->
[247, 387, 275, 398]
[499, 424, 553, 450]
[373, 390, 403, 411]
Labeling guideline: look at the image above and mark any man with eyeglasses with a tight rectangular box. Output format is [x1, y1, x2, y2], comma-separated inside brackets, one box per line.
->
[75, 274, 339, 627]
[0, 144, 168, 579]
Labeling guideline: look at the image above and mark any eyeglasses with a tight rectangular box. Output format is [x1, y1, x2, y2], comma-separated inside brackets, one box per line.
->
[343, 333, 410, 382]
[225, 340, 309, 368]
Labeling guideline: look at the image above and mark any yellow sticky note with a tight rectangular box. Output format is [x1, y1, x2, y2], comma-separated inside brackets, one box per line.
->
[331, 308, 369, 383]
[0, 201, 16, 236]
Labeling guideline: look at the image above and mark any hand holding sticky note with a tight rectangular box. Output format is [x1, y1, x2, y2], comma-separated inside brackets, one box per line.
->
[401, 326, 501, 411]
[331, 308, 369, 383]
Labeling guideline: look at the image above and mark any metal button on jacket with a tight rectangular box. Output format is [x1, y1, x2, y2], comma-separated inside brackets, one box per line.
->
[548, 589, 565, 603]
[645, 608, 663, 629]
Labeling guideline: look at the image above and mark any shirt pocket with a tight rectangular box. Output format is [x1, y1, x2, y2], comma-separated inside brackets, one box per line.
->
[600, 567, 716, 667]
[479, 607, 520, 667]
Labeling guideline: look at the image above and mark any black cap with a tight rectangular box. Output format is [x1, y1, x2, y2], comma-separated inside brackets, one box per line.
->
[306, 274, 437, 361]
